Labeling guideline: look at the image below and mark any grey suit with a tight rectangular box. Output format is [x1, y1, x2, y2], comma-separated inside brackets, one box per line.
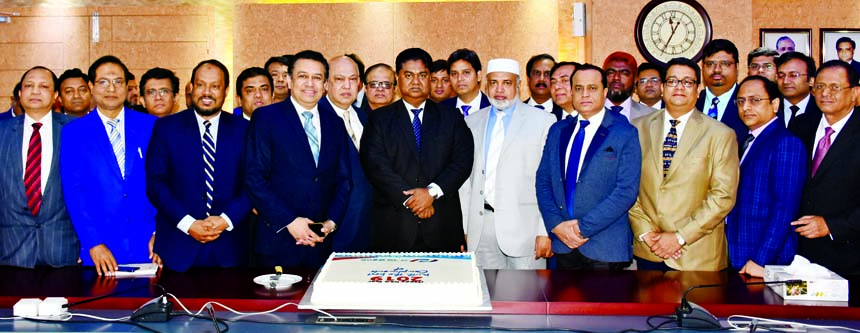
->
[628, 102, 655, 120]
[0, 114, 79, 268]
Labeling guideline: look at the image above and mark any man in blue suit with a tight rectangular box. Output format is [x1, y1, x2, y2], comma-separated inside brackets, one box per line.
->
[696, 39, 748, 149]
[245, 50, 351, 268]
[322, 54, 372, 252]
[147, 60, 252, 272]
[535, 64, 641, 270]
[232, 67, 273, 120]
[0, 67, 79, 268]
[726, 76, 806, 277]
[441, 49, 491, 116]
[0, 83, 22, 120]
[61, 55, 157, 275]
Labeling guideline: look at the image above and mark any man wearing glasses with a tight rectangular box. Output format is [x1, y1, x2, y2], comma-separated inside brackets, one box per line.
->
[791, 60, 860, 276]
[361, 48, 474, 252]
[630, 57, 739, 272]
[363, 63, 397, 111]
[140, 67, 180, 118]
[636, 63, 664, 110]
[747, 47, 779, 82]
[696, 39, 748, 149]
[776, 52, 821, 133]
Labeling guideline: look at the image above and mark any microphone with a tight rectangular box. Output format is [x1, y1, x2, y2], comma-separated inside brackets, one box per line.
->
[675, 279, 801, 328]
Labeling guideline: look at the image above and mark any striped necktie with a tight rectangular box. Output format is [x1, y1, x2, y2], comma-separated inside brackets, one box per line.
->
[25, 122, 43, 216]
[302, 111, 320, 165]
[203, 120, 216, 215]
[107, 118, 125, 178]
[662, 119, 680, 177]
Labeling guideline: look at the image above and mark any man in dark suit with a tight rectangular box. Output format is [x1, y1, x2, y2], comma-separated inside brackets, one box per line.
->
[322, 54, 372, 252]
[836, 37, 860, 79]
[233, 67, 273, 120]
[0, 83, 22, 120]
[245, 50, 351, 268]
[536, 64, 641, 270]
[360, 47, 474, 252]
[726, 76, 806, 277]
[549, 61, 579, 121]
[776, 52, 821, 135]
[524, 54, 557, 112]
[603, 52, 654, 121]
[146, 60, 252, 272]
[139, 67, 179, 118]
[441, 48, 490, 116]
[0, 67, 79, 268]
[696, 39, 748, 148]
[61, 56, 158, 275]
[791, 60, 860, 276]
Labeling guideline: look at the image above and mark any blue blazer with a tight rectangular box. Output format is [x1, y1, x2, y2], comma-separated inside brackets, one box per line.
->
[726, 120, 805, 269]
[60, 108, 157, 266]
[440, 93, 491, 114]
[244, 99, 351, 266]
[320, 97, 373, 252]
[535, 110, 641, 262]
[697, 88, 747, 149]
[146, 109, 252, 272]
[0, 114, 79, 268]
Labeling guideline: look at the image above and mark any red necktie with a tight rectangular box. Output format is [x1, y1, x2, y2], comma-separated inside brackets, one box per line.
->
[25, 122, 43, 216]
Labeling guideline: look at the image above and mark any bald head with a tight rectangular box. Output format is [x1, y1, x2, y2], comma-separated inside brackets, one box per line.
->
[326, 56, 363, 109]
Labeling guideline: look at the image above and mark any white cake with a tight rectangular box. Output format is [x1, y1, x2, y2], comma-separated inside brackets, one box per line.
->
[310, 252, 484, 309]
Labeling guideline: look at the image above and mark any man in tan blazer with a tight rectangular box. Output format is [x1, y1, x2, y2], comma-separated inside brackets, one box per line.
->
[629, 57, 739, 271]
[460, 59, 556, 269]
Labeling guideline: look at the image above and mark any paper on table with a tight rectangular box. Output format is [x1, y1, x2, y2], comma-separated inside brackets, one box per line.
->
[113, 263, 159, 278]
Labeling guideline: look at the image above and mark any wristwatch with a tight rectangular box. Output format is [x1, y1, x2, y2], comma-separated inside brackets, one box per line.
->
[675, 232, 686, 245]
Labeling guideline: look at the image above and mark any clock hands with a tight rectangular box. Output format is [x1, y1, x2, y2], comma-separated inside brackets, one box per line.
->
[660, 16, 682, 55]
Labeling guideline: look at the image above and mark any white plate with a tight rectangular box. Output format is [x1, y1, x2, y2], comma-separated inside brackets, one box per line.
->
[254, 274, 302, 291]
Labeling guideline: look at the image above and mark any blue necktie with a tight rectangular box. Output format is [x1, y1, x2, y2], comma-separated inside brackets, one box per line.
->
[535, 105, 545, 110]
[609, 105, 623, 113]
[411, 108, 422, 153]
[202, 120, 216, 215]
[662, 119, 680, 177]
[707, 97, 719, 119]
[301, 111, 320, 166]
[461, 105, 471, 116]
[107, 118, 125, 179]
[564, 119, 589, 217]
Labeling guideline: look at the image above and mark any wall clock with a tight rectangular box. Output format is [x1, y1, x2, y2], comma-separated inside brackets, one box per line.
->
[634, 0, 712, 67]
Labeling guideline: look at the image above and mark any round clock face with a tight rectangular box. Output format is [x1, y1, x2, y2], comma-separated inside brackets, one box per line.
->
[635, 0, 712, 67]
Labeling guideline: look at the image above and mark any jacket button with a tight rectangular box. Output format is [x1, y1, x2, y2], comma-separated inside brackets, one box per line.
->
[35, 224, 41, 229]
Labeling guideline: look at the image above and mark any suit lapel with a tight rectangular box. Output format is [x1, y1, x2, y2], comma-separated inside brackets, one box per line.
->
[44, 115, 67, 195]
[668, 111, 705, 177]
[472, 110, 489, 169]
[581, 112, 612, 174]
[498, 105, 525, 157]
[812, 110, 860, 180]
[183, 110, 205, 185]
[648, 112, 665, 175]
[124, 108, 139, 179]
[8, 118, 26, 199]
[281, 100, 317, 168]
[421, 101, 440, 160]
[395, 101, 420, 161]
[558, 117, 575, 174]
[90, 110, 124, 180]
[741, 120, 777, 169]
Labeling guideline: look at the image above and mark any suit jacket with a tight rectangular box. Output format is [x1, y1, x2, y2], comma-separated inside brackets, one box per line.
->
[0, 114, 79, 268]
[441, 92, 491, 115]
[244, 99, 351, 267]
[459, 102, 555, 257]
[360, 99, 474, 251]
[850, 60, 860, 81]
[321, 96, 373, 252]
[0, 109, 13, 120]
[146, 109, 252, 272]
[779, 95, 822, 136]
[725, 120, 805, 269]
[536, 110, 641, 262]
[550, 103, 565, 121]
[793, 108, 860, 275]
[630, 109, 739, 271]
[628, 102, 656, 121]
[61, 108, 157, 266]
[697, 88, 748, 149]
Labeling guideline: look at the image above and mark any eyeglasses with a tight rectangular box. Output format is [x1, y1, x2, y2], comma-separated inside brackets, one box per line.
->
[703, 60, 735, 69]
[145, 88, 172, 97]
[368, 81, 393, 89]
[748, 63, 775, 71]
[812, 83, 852, 93]
[665, 78, 696, 88]
[94, 78, 125, 88]
[736, 96, 768, 107]
[637, 77, 661, 85]
[776, 72, 808, 79]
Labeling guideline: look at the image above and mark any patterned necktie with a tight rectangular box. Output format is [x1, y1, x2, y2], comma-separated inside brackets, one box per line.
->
[342, 109, 358, 149]
[564, 119, 589, 217]
[789, 105, 800, 126]
[107, 118, 125, 178]
[25, 122, 43, 216]
[484, 111, 505, 207]
[609, 105, 623, 113]
[707, 97, 719, 119]
[411, 108, 422, 153]
[662, 119, 680, 177]
[811, 127, 834, 176]
[202, 120, 216, 215]
[301, 111, 320, 166]
[461, 105, 471, 116]
[741, 133, 755, 159]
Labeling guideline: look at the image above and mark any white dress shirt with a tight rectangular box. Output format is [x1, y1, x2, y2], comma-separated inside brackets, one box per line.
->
[704, 84, 737, 120]
[605, 96, 634, 120]
[403, 99, 443, 198]
[564, 109, 606, 181]
[455, 92, 485, 116]
[332, 103, 364, 147]
[782, 94, 811, 127]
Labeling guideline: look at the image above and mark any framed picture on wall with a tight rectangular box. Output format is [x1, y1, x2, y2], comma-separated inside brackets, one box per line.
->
[820, 29, 860, 66]
[760, 29, 812, 56]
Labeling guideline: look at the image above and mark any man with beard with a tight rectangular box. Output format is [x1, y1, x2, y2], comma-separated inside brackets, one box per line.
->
[442, 48, 490, 116]
[459, 58, 555, 268]
[636, 63, 664, 109]
[550, 61, 579, 121]
[603, 52, 654, 121]
[696, 39, 747, 149]
[233, 67, 273, 120]
[524, 54, 556, 112]
[57, 68, 92, 117]
[61, 55, 158, 275]
[146, 59, 252, 272]
[536, 64, 641, 270]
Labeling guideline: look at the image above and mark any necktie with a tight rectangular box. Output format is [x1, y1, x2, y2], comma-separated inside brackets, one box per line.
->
[302, 111, 320, 166]
[609, 105, 623, 113]
[707, 97, 719, 119]
[789, 105, 800, 126]
[564, 119, 589, 217]
[411, 108, 422, 153]
[484, 111, 505, 207]
[535, 105, 546, 110]
[741, 133, 755, 159]
[202, 120, 216, 215]
[811, 127, 834, 176]
[461, 105, 471, 116]
[565, 114, 574, 120]
[25, 122, 42, 216]
[662, 119, 680, 177]
[107, 118, 125, 178]
[342, 109, 358, 149]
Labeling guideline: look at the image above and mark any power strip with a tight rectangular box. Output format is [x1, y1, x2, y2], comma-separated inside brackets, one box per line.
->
[316, 316, 378, 325]
[13, 297, 69, 318]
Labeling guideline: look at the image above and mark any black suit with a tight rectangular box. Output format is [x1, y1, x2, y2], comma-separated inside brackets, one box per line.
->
[793, 107, 860, 276]
[360, 99, 474, 252]
[779, 95, 822, 136]
[696, 88, 747, 149]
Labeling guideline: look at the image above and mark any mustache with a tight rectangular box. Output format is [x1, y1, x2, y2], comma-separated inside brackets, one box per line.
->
[535, 83, 548, 88]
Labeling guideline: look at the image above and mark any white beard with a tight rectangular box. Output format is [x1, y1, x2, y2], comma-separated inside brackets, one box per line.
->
[489, 98, 515, 111]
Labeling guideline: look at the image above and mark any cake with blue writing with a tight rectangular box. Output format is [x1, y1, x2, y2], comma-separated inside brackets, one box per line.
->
[310, 252, 483, 308]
